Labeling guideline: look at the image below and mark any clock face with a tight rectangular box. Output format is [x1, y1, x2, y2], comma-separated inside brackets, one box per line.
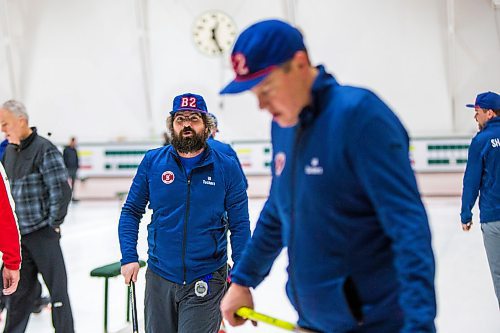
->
[192, 11, 237, 57]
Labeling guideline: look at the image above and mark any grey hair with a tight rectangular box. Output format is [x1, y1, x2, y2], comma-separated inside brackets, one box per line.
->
[206, 113, 218, 131]
[205, 113, 216, 132]
[2, 100, 29, 121]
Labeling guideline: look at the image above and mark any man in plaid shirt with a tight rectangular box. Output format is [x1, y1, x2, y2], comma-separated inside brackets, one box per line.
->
[0, 100, 74, 333]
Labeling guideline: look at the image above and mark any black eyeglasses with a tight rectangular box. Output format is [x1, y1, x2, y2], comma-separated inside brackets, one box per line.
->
[174, 114, 202, 125]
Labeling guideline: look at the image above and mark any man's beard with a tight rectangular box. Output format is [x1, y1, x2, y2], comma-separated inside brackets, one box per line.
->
[171, 126, 208, 154]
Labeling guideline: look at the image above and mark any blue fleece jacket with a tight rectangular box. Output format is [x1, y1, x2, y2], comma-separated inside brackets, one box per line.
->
[461, 116, 500, 223]
[231, 66, 436, 332]
[208, 137, 248, 189]
[119, 145, 250, 284]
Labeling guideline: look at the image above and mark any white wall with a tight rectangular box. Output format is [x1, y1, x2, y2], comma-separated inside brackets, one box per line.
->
[0, 0, 498, 143]
[453, 0, 500, 133]
[298, 0, 452, 136]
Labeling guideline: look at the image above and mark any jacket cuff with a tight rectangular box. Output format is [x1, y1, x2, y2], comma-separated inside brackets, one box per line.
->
[121, 257, 139, 266]
[4, 262, 21, 271]
[230, 274, 257, 288]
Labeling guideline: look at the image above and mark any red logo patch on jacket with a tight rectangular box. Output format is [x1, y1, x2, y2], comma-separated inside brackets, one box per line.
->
[161, 171, 175, 184]
[274, 152, 286, 176]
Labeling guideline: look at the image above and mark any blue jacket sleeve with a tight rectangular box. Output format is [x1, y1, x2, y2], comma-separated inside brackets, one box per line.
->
[460, 136, 483, 223]
[227, 147, 248, 189]
[118, 153, 150, 265]
[350, 107, 436, 332]
[225, 158, 251, 267]
[230, 189, 284, 288]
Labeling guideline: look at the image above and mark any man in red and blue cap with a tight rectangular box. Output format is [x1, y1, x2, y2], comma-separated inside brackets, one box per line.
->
[118, 93, 250, 333]
[460, 91, 500, 308]
[219, 20, 436, 333]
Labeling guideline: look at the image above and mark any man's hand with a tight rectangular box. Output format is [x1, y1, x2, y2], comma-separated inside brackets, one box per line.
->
[121, 262, 140, 285]
[220, 283, 256, 327]
[462, 221, 473, 232]
[3, 267, 20, 295]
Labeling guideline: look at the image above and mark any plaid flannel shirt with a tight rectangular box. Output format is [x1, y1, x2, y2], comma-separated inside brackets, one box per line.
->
[4, 132, 71, 236]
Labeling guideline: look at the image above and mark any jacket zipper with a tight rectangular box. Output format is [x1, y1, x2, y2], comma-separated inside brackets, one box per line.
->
[182, 174, 191, 284]
[173, 149, 210, 285]
[289, 125, 304, 318]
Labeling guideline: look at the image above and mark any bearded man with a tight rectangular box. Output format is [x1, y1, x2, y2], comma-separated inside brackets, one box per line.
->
[118, 93, 250, 333]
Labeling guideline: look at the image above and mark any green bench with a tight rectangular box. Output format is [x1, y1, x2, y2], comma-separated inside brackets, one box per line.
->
[90, 260, 146, 333]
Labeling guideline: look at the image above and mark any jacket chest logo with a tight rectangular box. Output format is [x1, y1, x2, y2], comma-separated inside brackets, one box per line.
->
[305, 157, 323, 175]
[203, 176, 216, 186]
[492, 138, 500, 148]
[274, 152, 286, 176]
[161, 171, 175, 184]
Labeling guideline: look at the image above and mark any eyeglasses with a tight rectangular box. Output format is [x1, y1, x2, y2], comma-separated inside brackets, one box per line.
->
[174, 114, 202, 125]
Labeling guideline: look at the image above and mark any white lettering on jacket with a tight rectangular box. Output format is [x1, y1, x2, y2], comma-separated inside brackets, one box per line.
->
[203, 176, 216, 186]
[305, 158, 324, 175]
[491, 138, 500, 148]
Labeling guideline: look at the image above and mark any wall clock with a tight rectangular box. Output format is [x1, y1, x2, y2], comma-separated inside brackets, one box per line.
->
[192, 11, 237, 57]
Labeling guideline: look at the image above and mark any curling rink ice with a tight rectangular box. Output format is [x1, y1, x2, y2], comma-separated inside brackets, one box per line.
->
[1, 197, 499, 333]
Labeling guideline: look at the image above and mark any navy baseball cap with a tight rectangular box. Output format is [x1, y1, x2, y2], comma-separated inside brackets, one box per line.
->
[170, 93, 208, 115]
[465, 91, 500, 110]
[220, 19, 306, 94]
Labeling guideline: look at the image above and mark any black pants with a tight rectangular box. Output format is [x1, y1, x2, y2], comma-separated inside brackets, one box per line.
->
[3, 226, 74, 333]
[144, 266, 227, 333]
[67, 169, 77, 196]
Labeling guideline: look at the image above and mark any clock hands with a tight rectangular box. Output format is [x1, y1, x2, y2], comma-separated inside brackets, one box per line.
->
[210, 21, 224, 54]
[193, 11, 236, 56]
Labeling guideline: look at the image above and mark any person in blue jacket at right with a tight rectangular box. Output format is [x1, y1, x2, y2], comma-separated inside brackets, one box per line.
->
[206, 113, 248, 189]
[219, 20, 436, 333]
[0, 138, 8, 159]
[460, 91, 500, 308]
[119, 93, 250, 333]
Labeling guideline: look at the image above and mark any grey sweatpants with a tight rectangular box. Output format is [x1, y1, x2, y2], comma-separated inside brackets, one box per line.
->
[481, 221, 500, 308]
[144, 266, 227, 333]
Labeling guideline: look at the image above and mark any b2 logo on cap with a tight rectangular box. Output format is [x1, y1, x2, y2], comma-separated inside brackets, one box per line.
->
[232, 53, 249, 76]
[162, 171, 175, 184]
[181, 97, 197, 108]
